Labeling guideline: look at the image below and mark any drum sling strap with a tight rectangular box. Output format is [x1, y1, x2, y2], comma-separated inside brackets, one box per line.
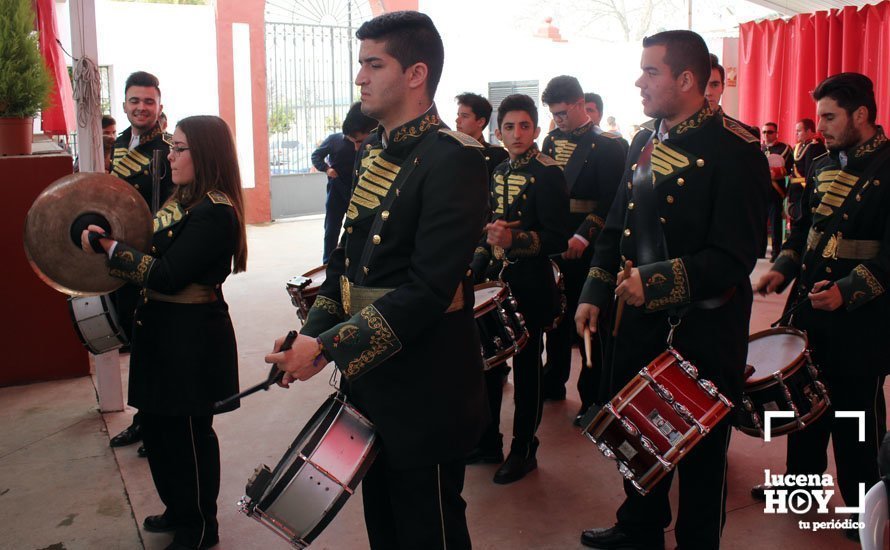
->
[353, 131, 439, 286]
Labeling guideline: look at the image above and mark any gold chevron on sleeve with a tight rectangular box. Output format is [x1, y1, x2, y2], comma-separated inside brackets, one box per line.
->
[346, 155, 401, 220]
[552, 139, 576, 166]
[651, 143, 690, 176]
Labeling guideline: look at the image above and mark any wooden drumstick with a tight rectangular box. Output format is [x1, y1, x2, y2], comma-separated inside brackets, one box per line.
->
[612, 260, 634, 337]
[583, 327, 592, 368]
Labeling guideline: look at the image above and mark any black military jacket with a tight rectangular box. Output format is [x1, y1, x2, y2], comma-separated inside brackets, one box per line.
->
[481, 138, 509, 179]
[107, 191, 240, 415]
[772, 129, 890, 375]
[792, 139, 828, 185]
[579, 104, 768, 404]
[112, 123, 174, 211]
[297, 106, 490, 467]
[542, 121, 625, 247]
[471, 146, 570, 328]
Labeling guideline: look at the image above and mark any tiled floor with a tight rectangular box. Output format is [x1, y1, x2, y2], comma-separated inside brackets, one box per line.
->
[0, 216, 872, 549]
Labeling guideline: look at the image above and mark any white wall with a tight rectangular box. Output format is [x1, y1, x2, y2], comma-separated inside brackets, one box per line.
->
[55, 0, 219, 132]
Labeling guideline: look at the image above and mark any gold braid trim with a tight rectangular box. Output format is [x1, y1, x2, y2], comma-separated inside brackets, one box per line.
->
[646, 259, 690, 311]
[853, 131, 887, 158]
[474, 246, 490, 257]
[854, 264, 885, 297]
[344, 306, 401, 379]
[587, 267, 616, 285]
[509, 231, 542, 258]
[311, 295, 345, 318]
[778, 249, 800, 264]
[391, 114, 440, 143]
[673, 104, 715, 136]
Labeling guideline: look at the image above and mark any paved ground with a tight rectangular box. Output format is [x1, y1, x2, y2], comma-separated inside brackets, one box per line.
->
[0, 215, 874, 549]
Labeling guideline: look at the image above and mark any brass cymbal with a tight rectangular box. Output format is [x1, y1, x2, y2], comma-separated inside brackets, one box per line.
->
[23, 172, 153, 296]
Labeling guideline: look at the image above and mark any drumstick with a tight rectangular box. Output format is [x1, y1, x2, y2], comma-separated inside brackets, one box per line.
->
[213, 330, 298, 411]
[612, 260, 634, 337]
[583, 328, 592, 368]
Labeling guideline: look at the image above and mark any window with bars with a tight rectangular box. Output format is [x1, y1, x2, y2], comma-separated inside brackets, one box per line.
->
[486, 80, 539, 143]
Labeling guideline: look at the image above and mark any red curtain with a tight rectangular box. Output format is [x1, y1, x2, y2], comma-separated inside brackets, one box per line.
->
[34, 0, 76, 136]
[738, 1, 890, 145]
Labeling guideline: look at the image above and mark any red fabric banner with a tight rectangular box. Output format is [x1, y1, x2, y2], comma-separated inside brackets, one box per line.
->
[35, 0, 76, 136]
[738, 1, 890, 145]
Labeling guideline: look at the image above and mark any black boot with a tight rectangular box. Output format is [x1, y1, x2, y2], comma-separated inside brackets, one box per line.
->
[493, 438, 538, 484]
[110, 423, 142, 447]
[465, 433, 504, 465]
[580, 524, 664, 549]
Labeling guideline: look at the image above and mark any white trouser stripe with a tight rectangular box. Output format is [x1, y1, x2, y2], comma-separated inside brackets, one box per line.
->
[187, 417, 207, 548]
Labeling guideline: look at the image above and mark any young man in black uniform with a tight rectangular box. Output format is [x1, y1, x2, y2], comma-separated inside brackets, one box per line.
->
[753, 73, 890, 542]
[585, 92, 629, 154]
[575, 30, 767, 549]
[540, 75, 625, 425]
[455, 92, 508, 177]
[108, 71, 174, 455]
[469, 94, 569, 484]
[787, 118, 827, 221]
[762, 121, 794, 261]
[268, 11, 490, 549]
[311, 101, 377, 263]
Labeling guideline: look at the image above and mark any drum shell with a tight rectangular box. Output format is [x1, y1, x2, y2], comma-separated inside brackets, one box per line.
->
[247, 393, 378, 547]
[286, 265, 327, 322]
[68, 295, 128, 355]
[472, 282, 528, 369]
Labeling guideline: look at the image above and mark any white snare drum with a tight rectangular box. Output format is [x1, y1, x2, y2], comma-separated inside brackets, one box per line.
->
[239, 392, 378, 548]
[68, 294, 128, 355]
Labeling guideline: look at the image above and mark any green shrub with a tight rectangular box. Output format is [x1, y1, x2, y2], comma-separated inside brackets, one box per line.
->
[0, 0, 52, 118]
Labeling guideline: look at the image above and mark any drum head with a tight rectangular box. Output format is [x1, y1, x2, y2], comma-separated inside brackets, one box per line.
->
[473, 282, 505, 311]
[747, 328, 807, 383]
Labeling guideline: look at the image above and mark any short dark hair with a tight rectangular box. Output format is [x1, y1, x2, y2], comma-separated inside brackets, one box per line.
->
[642, 30, 710, 95]
[709, 53, 725, 84]
[101, 115, 116, 129]
[342, 101, 377, 136]
[355, 11, 443, 99]
[497, 94, 538, 128]
[541, 75, 583, 105]
[799, 118, 816, 132]
[584, 92, 603, 114]
[124, 71, 161, 97]
[812, 72, 877, 125]
[455, 92, 493, 126]
[764, 122, 778, 130]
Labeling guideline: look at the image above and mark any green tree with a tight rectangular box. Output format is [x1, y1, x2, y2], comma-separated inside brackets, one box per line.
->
[268, 103, 293, 134]
[0, 0, 51, 117]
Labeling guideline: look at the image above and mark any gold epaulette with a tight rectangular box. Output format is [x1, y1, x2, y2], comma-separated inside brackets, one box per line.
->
[723, 117, 759, 144]
[640, 119, 657, 132]
[162, 132, 173, 146]
[207, 190, 232, 206]
[812, 150, 829, 162]
[535, 152, 559, 167]
[438, 129, 484, 148]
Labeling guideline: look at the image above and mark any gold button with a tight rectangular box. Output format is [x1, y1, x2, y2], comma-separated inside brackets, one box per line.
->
[489, 260, 494, 266]
[696, 159, 705, 167]
[365, 144, 371, 150]
[624, 228, 632, 237]
[134, 184, 140, 190]
[660, 217, 666, 224]
[631, 163, 638, 171]
[652, 138, 659, 144]
[802, 264, 807, 271]
[875, 179, 881, 186]
[627, 182, 633, 190]
[628, 202, 635, 210]
[345, 258, 350, 267]
[530, 177, 536, 183]
[346, 227, 353, 234]
[522, 194, 527, 200]
[856, 195, 861, 201]
[143, 170, 149, 175]
[143, 297, 148, 304]
[677, 178, 685, 186]
[666, 195, 675, 204]
[167, 230, 173, 237]
[466, 269, 473, 277]
[151, 245, 157, 253]
[372, 235, 381, 245]
[485, 156, 490, 161]
[363, 267, 369, 274]
[381, 210, 390, 221]
[136, 320, 143, 326]
[517, 210, 522, 216]
[825, 266, 832, 273]
[843, 213, 849, 220]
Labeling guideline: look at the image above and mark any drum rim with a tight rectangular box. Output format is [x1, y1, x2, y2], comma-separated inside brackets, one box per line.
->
[67, 294, 128, 354]
[472, 281, 509, 315]
[746, 326, 809, 386]
[736, 399, 830, 437]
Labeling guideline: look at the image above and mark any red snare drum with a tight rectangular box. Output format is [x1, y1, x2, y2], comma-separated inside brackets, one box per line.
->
[286, 265, 327, 322]
[473, 282, 528, 370]
[582, 348, 733, 495]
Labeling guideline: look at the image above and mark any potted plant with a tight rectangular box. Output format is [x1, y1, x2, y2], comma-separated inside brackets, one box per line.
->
[0, 0, 52, 156]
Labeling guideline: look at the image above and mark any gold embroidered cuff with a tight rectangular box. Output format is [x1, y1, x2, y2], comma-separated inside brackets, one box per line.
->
[108, 243, 155, 286]
[837, 264, 886, 311]
[639, 258, 691, 312]
[319, 305, 403, 381]
[300, 295, 347, 337]
[579, 267, 616, 309]
[508, 230, 542, 258]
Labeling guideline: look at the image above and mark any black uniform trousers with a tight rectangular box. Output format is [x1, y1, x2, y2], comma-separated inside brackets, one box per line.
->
[616, 418, 732, 550]
[322, 178, 350, 264]
[478, 364, 509, 451]
[362, 452, 470, 550]
[141, 412, 220, 548]
[111, 284, 142, 429]
[785, 373, 886, 506]
[765, 197, 785, 259]
[544, 254, 600, 407]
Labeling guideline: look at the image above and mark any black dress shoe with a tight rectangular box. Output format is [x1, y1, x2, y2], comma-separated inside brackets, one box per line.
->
[143, 514, 179, 533]
[750, 483, 770, 501]
[543, 386, 566, 401]
[465, 446, 504, 465]
[137, 444, 147, 458]
[110, 424, 142, 448]
[573, 404, 592, 427]
[493, 451, 537, 484]
[580, 525, 664, 549]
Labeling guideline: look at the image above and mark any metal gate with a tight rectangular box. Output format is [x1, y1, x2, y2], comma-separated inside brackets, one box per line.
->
[265, 1, 372, 175]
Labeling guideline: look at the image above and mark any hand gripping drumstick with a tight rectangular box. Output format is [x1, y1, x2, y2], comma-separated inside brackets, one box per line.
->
[583, 328, 593, 368]
[612, 260, 633, 337]
[213, 330, 298, 411]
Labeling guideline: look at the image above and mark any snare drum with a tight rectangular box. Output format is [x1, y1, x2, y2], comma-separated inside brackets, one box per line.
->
[473, 282, 529, 370]
[239, 392, 378, 549]
[737, 327, 829, 437]
[545, 259, 566, 332]
[68, 294, 129, 355]
[286, 265, 327, 322]
[582, 348, 733, 495]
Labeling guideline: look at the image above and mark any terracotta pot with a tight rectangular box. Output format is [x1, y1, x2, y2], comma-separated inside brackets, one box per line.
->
[0, 117, 34, 156]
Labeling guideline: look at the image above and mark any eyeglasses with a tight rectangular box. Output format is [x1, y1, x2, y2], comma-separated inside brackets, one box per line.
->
[762, 130, 776, 134]
[169, 146, 190, 158]
[550, 103, 576, 121]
